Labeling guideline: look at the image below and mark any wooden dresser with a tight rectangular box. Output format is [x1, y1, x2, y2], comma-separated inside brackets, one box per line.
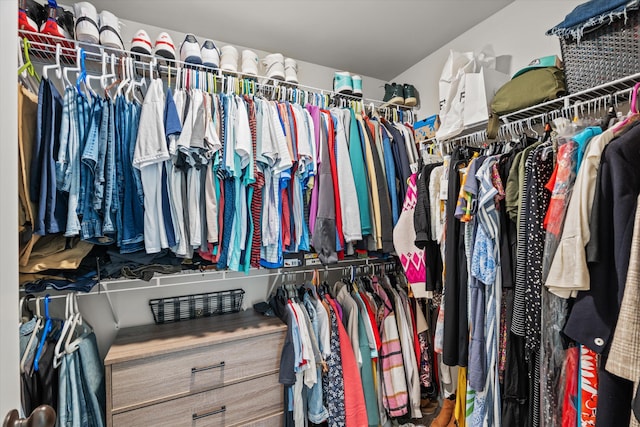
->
[104, 310, 286, 427]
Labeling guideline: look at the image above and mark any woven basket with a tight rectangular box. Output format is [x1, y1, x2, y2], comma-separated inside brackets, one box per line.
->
[559, 8, 640, 93]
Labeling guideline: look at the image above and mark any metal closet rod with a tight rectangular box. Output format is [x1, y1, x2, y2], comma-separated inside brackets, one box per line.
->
[18, 30, 413, 111]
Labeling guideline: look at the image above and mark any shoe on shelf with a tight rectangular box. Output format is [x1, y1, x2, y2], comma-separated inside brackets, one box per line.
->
[334, 71, 353, 95]
[154, 32, 176, 60]
[180, 34, 202, 65]
[263, 53, 285, 80]
[19, 0, 46, 33]
[220, 45, 239, 72]
[404, 83, 418, 107]
[98, 10, 124, 50]
[284, 58, 298, 84]
[242, 50, 259, 76]
[40, 8, 72, 40]
[352, 75, 363, 97]
[201, 40, 220, 68]
[131, 29, 152, 56]
[73, 2, 99, 44]
[383, 83, 404, 105]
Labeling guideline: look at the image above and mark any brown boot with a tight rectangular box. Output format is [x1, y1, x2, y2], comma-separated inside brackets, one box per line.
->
[430, 395, 455, 427]
[420, 397, 439, 415]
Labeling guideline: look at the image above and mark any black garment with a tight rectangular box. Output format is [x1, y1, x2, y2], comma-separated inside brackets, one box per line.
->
[501, 289, 529, 427]
[564, 124, 640, 427]
[442, 149, 469, 367]
[414, 163, 444, 293]
[497, 150, 521, 289]
[270, 288, 296, 386]
[364, 120, 394, 253]
[382, 120, 412, 203]
[522, 145, 553, 355]
[414, 163, 442, 248]
[414, 163, 431, 248]
[21, 339, 59, 416]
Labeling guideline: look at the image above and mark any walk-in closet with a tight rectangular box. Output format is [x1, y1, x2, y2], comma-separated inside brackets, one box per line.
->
[3, 0, 640, 426]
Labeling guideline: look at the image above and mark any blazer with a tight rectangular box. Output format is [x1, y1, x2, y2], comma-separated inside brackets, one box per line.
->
[563, 123, 640, 427]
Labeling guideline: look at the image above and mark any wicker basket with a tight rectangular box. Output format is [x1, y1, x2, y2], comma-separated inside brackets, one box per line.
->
[559, 8, 640, 93]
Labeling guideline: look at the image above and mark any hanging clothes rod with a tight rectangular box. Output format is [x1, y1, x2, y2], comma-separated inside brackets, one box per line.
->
[18, 30, 413, 112]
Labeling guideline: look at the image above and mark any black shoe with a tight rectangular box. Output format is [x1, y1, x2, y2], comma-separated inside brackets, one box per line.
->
[404, 84, 418, 107]
[383, 83, 404, 105]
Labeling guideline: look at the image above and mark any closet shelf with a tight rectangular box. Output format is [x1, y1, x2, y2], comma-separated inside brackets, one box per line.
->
[20, 256, 396, 297]
[427, 71, 640, 146]
[18, 30, 414, 112]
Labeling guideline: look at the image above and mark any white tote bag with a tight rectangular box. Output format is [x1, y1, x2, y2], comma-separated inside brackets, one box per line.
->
[463, 67, 510, 127]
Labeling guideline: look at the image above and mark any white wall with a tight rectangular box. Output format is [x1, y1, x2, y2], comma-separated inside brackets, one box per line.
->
[1, 0, 20, 416]
[393, 0, 583, 119]
[117, 18, 387, 101]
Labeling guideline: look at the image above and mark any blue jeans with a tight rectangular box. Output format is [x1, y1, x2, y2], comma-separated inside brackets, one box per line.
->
[118, 98, 144, 253]
[32, 79, 66, 235]
[80, 96, 107, 243]
[102, 99, 116, 235]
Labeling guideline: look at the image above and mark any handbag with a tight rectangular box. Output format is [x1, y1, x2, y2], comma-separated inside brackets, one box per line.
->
[487, 67, 566, 138]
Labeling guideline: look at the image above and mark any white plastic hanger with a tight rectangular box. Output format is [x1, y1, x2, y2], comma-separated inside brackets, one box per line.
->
[65, 294, 90, 355]
[53, 293, 75, 368]
[63, 47, 83, 88]
[20, 297, 43, 373]
[115, 56, 131, 98]
[42, 44, 63, 81]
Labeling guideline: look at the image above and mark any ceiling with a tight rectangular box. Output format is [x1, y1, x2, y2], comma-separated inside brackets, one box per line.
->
[75, 0, 514, 81]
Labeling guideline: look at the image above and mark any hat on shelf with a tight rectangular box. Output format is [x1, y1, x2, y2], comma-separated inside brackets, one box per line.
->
[512, 55, 563, 79]
[74, 1, 99, 44]
[220, 45, 239, 72]
[98, 10, 125, 50]
[242, 50, 259, 76]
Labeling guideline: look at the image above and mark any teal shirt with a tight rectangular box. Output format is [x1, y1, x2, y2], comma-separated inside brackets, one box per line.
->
[348, 109, 373, 235]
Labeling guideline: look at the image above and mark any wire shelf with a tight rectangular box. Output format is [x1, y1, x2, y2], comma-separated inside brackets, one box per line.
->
[18, 29, 414, 112]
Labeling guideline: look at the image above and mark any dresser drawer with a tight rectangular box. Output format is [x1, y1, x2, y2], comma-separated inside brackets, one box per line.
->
[112, 373, 282, 427]
[110, 331, 283, 411]
[232, 411, 284, 427]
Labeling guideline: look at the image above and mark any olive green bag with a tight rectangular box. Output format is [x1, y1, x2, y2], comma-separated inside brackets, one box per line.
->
[487, 67, 566, 138]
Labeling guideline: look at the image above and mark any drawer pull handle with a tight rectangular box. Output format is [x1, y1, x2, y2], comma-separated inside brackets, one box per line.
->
[192, 405, 226, 420]
[191, 361, 225, 374]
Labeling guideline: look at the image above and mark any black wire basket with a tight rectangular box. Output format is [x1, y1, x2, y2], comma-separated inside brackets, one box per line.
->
[149, 289, 245, 324]
[559, 8, 640, 93]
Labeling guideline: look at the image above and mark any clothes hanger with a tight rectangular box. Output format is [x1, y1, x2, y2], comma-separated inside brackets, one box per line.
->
[18, 38, 39, 82]
[116, 56, 131, 98]
[64, 293, 91, 355]
[53, 293, 74, 368]
[85, 50, 110, 97]
[125, 57, 144, 104]
[612, 82, 640, 134]
[100, 52, 117, 92]
[33, 295, 52, 372]
[20, 296, 43, 373]
[19, 295, 35, 324]
[42, 43, 62, 81]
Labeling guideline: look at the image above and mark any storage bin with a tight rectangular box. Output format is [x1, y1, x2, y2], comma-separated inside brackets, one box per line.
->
[558, 8, 640, 93]
[149, 289, 245, 324]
